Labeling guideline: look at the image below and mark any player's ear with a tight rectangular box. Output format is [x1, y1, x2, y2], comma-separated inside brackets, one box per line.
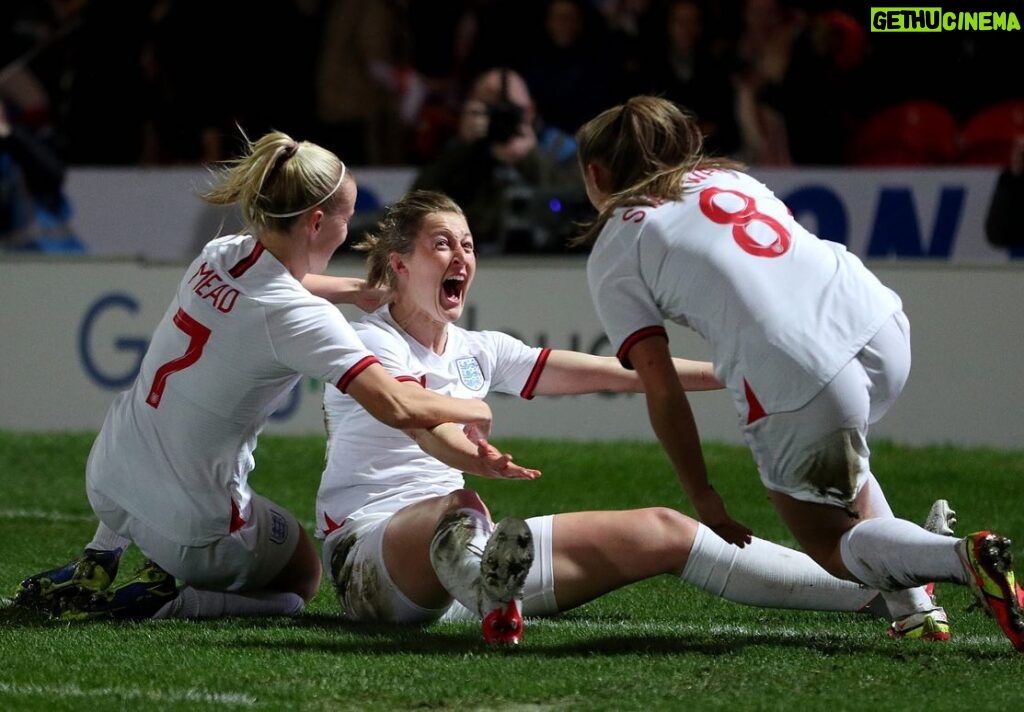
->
[389, 252, 408, 278]
[586, 162, 611, 194]
[305, 208, 324, 235]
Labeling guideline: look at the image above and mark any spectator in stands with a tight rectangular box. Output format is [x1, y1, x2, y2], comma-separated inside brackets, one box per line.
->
[985, 135, 1024, 257]
[7, 0, 152, 165]
[314, 0, 416, 166]
[598, 0, 666, 100]
[730, 0, 802, 165]
[639, 0, 741, 158]
[137, 0, 242, 165]
[519, 0, 619, 136]
[0, 96, 79, 252]
[766, 6, 866, 165]
[412, 67, 586, 254]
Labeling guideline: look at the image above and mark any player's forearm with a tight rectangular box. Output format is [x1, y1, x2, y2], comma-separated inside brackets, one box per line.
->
[645, 386, 713, 501]
[533, 351, 643, 395]
[407, 422, 484, 475]
[349, 366, 491, 431]
[673, 358, 722, 391]
[302, 274, 369, 304]
[395, 388, 492, 431]
[535, 351, 721, 396]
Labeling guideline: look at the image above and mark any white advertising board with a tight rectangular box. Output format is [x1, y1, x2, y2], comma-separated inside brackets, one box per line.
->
[1, 257, 1021, 449]
[63, 167, 1013, 263]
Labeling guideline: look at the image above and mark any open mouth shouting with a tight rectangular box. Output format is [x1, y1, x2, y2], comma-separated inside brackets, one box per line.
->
[441, 273, 468, 310]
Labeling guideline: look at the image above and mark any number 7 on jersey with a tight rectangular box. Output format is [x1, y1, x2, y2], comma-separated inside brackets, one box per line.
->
[146, 308, 211, 408]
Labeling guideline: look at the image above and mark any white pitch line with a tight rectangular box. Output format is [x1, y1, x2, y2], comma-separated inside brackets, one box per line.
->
[0, 509, 318, 531]
[524, 618, 1013, 646]
[0, 682, 257, 707]
[0, 509, 96, 523]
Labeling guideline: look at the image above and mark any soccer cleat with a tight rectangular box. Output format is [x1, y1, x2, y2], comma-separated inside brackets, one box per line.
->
[477, 517, 534, 645]
[482, 599, 525, 645]
[887, 607, 951, 641]
[13, 549, 120, 614]
[921, 499, 956, 606]
[924, 499, 957, 537]
[59, 559, 178, 622]
[957, 531, 1024, 651]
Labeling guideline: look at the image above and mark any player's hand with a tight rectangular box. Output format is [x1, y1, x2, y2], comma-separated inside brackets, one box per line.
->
[707, 517, 754, 547]
[463, 421, 491, 444]
[355, 286, 389, 313]
[471, 432, 541, 480]
[692, 486, 753, 547]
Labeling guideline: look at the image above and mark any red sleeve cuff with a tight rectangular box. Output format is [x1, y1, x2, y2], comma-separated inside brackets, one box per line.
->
[336, 355, 380, 393]
[520, 348, 552, 400]
[616, 326, 668, 369]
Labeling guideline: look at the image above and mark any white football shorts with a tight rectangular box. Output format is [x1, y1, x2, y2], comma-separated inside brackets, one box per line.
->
[323, 512, 452, 624]
[88, 489, 300, 591]
[741, 310, 911, 510]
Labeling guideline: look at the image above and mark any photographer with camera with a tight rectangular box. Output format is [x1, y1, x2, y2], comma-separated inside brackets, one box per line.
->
[411, 67, 585, 255]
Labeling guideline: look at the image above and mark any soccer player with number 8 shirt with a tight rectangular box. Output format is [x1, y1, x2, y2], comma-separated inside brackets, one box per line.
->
[574, 95, 1023, 650]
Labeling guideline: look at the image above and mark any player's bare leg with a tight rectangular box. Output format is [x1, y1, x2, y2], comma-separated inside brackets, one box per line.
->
[522, 508, 882, 616]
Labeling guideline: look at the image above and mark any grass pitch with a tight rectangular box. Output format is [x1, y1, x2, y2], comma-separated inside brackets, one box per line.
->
[1, 432, 1022, 711]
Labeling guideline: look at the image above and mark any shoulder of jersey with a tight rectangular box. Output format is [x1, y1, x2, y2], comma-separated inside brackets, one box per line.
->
[354, 311, 407, 348]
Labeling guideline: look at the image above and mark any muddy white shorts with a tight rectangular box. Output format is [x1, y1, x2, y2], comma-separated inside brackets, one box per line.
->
[323, 512, 452, 624]
[741, 310, 911, 510]
[88, 489, 300, 592]
[322, 512, 557, 624]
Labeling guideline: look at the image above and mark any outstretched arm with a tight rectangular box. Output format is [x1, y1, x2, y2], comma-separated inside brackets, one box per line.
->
[345, 363, 492, 432]
[531, 349, 721, 396]
[407, 422, 541, 480]
[628, 336, 752, 547]
[301, 274, 389, 313]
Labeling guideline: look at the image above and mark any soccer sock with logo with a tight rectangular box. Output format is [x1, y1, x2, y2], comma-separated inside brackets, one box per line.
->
[681, 523, 880, 611]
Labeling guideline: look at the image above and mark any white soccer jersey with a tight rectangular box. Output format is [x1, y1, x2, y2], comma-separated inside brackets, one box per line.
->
[87, 234, 378, 546]
[316, 306, 549, 538]
[587, 169, 902, 415]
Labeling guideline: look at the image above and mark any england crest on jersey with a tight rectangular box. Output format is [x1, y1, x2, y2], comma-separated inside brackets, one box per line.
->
[455, 357, 485, 391]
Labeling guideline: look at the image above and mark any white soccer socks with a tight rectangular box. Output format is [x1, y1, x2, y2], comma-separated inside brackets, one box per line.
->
[86, 521, 131, 557]
[839, 517, 969, 593]
[153, 588, 304, 619]
[681, 523, 880, 612]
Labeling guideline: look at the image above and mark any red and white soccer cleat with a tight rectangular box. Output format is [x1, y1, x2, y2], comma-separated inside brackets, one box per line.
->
[482, 599, 525, 645]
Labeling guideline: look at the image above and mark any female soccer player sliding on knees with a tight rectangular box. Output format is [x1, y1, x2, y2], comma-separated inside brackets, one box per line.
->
[572, 95, 1023, 650]
[13, 132, 492, 622]
[312, 190, 952, 646]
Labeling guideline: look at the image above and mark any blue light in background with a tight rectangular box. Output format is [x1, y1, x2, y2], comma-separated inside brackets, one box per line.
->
[548, 198, 563, 213]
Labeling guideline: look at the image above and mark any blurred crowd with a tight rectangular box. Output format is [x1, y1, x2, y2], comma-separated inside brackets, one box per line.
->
[2, 0, 1020, 169]
[2, 0, 1022, 254]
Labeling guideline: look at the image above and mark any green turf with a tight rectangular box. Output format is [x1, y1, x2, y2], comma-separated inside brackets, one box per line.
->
[1, 432, 1022, 711]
